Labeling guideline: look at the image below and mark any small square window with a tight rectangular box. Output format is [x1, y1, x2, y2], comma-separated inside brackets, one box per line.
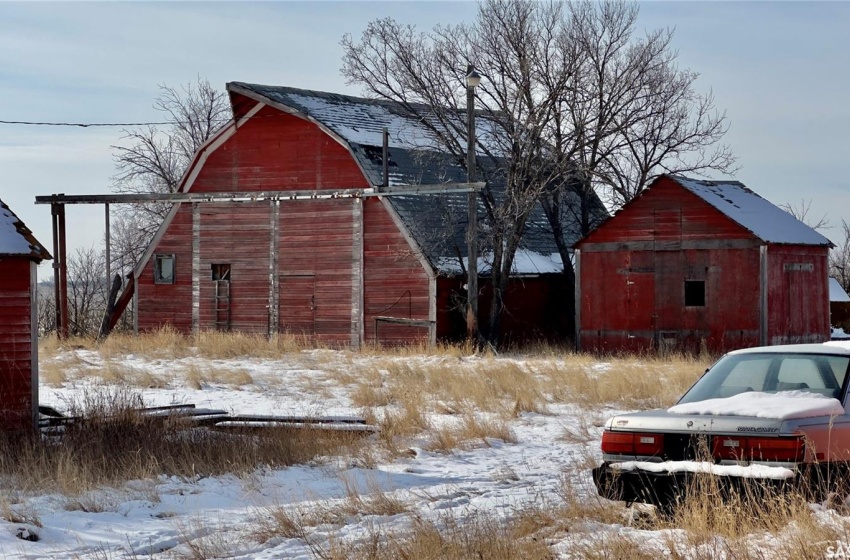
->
[154, 255, 175, 284]
[684, 280, 705, 307]
[211, 264, 231, 281]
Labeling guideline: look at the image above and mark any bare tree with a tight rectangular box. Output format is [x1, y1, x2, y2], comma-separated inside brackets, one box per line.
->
[831, 220, 850, 294]
[38, 248, 109, 337]
[66, 247, 108, 337]
[111, 77, 230, 272]
[780, 198, 831, 231]
[341, 0, 735, 344]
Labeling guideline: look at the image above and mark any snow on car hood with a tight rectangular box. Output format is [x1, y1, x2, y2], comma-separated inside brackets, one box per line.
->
[668, 390, 845, 420]
[610, 460, 795, 479]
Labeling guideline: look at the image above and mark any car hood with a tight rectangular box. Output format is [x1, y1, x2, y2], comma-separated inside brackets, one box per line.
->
[605, 409, 791, 435]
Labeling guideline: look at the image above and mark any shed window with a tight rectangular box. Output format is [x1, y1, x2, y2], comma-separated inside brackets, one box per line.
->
[684, 280, 705, 307]
[211, 264, 231, 281]
[154, 255, 175, 284]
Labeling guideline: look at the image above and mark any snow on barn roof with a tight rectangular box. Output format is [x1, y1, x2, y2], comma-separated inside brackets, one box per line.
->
[228, 82, 608, 276]
[830, 277, 850, 302]
[671, 176, 832, 246]
[0, 198, 50, 261]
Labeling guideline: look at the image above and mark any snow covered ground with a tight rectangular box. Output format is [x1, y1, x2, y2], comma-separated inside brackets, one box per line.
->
[1, 347, 848, 559]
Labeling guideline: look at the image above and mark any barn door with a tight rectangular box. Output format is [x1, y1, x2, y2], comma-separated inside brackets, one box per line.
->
[626, 271, 655, 347]
[785, 264, 813, 343]
[279, 274, 316, 336]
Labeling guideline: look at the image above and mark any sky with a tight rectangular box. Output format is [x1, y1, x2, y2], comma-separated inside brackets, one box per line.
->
[1, 1, 849, 279]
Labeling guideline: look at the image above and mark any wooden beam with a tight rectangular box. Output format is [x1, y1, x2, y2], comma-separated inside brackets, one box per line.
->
[50, 203, 61, 336]
[57, 204, 68, 339]
[33, 183, 485, 205]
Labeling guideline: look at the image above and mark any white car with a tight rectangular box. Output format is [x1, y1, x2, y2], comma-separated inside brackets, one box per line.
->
[593, 342, 850, 507]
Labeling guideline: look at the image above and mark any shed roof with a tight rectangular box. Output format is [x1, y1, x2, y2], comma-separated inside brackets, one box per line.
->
[671, 176, 832, 246]
[228, 82, 607, 275]
[829, 278, 850, 303]
[0, 198, 50, 261]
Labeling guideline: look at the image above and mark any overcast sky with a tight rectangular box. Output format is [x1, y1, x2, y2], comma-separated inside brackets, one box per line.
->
[1, 1, 848, 279]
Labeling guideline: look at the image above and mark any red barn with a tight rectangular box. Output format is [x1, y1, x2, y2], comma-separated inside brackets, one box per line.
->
[131, 83, 602, 345]
[0, 199, 50, 431]
[575, 175, 833, 354]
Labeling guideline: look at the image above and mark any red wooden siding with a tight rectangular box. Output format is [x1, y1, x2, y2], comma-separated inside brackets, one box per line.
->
[0, 258, 34, 431]
[278, 199, 355, 345]
[576, 176, 830, 354]
[437, 276, 572, 344]
[363, 199, 431, 344]
[138, 205, 194, 332]
[581, 176, 755, 246]
[189, 105, 370, 193]
[198, 203, 271, 333]
[579, 248, 761, 353]
[766, 245, 830, 344]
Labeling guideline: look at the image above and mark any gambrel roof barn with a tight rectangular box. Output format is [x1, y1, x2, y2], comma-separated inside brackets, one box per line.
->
[575, 175, 833, 353]
[131, 82, 604, 345]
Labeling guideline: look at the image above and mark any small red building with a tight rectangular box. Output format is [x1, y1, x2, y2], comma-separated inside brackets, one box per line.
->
[575, 175, 833, 353]
[0, 199, 50, 431]
[131, 83, 600, 345]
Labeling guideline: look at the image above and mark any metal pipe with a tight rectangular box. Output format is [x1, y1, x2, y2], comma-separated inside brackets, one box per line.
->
[382, 127, 389, 191]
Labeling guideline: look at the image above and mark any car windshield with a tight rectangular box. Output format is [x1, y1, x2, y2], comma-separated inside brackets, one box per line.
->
[678, 352, 850, 404]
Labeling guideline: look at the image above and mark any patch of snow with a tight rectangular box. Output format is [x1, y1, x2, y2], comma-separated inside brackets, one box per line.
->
[0, 201, 36, 255]
[436, 249, 563, 275]
[286, 93, 502, 156]
[673, 176, 832, 246]
[668, 390, 844, 419]
[831, 327, 850, 340]
[610, 460, 795, 479]
[830, 277, 850, 302]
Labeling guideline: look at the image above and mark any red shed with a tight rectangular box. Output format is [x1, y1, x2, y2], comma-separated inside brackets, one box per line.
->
[0, 199, 50, 431]
[575, 175, 833, 354]
[130, 83, 601, 346]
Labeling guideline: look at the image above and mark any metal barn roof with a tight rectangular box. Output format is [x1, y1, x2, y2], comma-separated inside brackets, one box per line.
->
[0, 198, 50, 261]
[229, 82, 607, 275]
[830, 277, 850, 303]
[671, 176, 832, 246]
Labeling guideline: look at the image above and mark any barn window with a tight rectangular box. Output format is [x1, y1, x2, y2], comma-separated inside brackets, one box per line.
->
[684, 280, 705, 307]
[154, 254, 175, 284]
[211, 264, 231, 281]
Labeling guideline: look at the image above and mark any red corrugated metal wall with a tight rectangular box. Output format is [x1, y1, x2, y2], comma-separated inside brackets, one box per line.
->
[767, 245, 830, 344]
[578, 177, 769, 353]
[0, 258, 34, 431]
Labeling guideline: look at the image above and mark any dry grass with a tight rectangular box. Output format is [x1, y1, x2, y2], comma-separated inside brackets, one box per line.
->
[425, 415, 517, 453]
[254, 480, 410, 545]
[318, 510, 555, 560]
[0, 388, 364, 495]
[537, 353, 708, 408]
[181, 363, 253, 389]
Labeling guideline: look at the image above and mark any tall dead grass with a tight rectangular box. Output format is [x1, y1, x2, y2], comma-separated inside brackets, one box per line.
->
[314, 510, 554, 560]
[537, 353, 708, 408]
[0, 388, 364, 495]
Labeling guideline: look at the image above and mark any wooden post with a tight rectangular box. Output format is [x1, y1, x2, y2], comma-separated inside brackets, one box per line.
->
[466, 81, 479, 343]
[51, 203, 61, 336]
[105, 203, 110, 291]
[58, 203, 69, 339]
